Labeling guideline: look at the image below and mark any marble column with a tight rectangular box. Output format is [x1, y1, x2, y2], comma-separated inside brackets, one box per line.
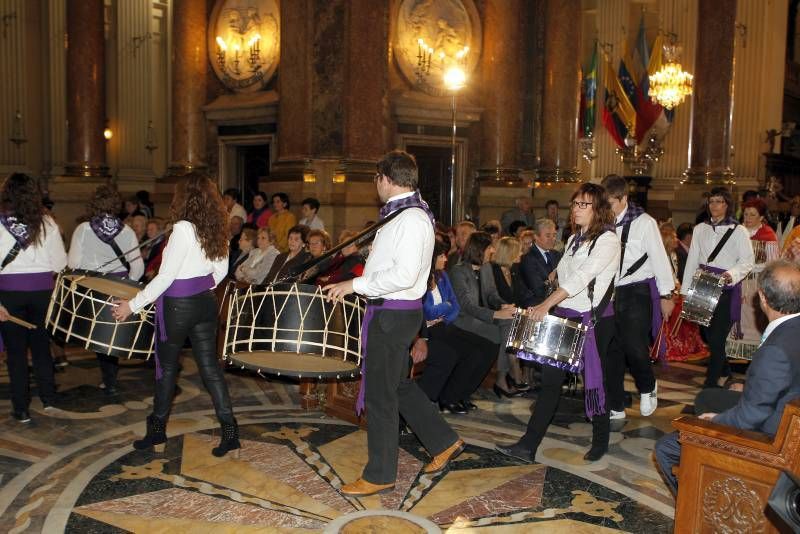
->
[65, 0, 108, 177]
[535, 0, 581, 182]
[167, 0, 208, 177]
[684, 0, 737, 184]
[477, 0, 523, 183]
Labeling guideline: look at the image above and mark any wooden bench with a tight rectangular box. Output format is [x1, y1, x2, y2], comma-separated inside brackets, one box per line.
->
[672, 398, 800, 533]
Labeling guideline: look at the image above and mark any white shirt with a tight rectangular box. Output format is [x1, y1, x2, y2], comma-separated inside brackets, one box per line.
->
[129, 220, 228, 313]
[68, 221, 144, 280]
[299, 215, 325, 231]
[0, 215, 67, 274]
[760, 312, 800, 345]
[352, 192, 433, 300]
[229, 203, 247, 221]
[558, 231, 620, 313]
[614, 207, 675, 295]
[535, 244, 550, 263]
[681, 221, 754, 295]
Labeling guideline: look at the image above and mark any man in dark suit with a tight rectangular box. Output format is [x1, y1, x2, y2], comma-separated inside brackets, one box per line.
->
[519, 218, 562, 307]
[654, 260, 800, 496]
[675, 222, 693, 283]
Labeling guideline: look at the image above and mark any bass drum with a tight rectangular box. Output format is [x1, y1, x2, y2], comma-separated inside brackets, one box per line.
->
[223, 282, 364, 379]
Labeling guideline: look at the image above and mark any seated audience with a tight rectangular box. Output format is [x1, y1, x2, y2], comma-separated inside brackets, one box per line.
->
[307, 229, 332, 259]
[228, 215, 245, 272]
[268, 192, 297, 252]
[299, 197, 325, 230]
[230, 228, 256, 277]
[223, 188, 248, 221]
[448, 220, 476, 267]
[129, 214, 147, 243]
[508, 220, 528, 238]
[136, 190, 154, 218]
[519, 218, 561, 307]
[235, 228, 280, 285]
[121, 194, 145, 219]
[416, 241, 497, 413]
[449, 232, 517, 397]
[654, 260, 800, 495]
[315, 229, 365, 286]
[247, 191, 272, 228]
[263, 224, 312, 283]
[501, 196, 534, 234]
[482, 221, 502, 247]
[545, 199, 568, 250]
[518, 229, 535, 257]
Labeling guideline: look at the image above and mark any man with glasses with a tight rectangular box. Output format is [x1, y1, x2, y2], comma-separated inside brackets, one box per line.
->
[682, 187, 754, 388]
[601, 175, 676, 421]
[324, 150, 464, 497]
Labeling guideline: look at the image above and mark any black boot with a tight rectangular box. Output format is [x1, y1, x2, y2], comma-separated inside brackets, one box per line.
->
[212, 418, 241, 458]
[584, 415, 610, 462]
[133, 414, 167, 452]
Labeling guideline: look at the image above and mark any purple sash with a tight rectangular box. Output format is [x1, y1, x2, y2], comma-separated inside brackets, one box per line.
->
[701, 264, 743, 339]
[356, 298, 422, 415]
[153, 274, 215, 380]
[0, 272, 55, 351]
[543, 303, 613, 418]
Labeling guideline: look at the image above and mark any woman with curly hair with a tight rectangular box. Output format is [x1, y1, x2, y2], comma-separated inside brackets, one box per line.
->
[113, 173, 240, 457]
[0, 173, 67, 423]
[496, 182, 620, 463]
[68, 185, 144, 395]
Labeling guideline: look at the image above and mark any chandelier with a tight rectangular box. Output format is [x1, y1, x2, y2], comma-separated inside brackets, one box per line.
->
[648, 45, 693, 110]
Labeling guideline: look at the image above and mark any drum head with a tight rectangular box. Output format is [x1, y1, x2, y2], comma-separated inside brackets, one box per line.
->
[227, 351, 360, 378]
[64, 274, 141, 300]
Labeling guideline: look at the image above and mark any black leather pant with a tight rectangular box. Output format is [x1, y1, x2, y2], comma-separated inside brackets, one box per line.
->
[152, 291, 234, 425]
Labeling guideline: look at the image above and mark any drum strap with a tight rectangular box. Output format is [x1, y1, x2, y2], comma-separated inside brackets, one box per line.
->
[1, 242, 21, 270]
[587, 234, 615, 326]
[618, 220, 648, 279]
[706, 226, 736, 264]
[107, 239, 131, 273]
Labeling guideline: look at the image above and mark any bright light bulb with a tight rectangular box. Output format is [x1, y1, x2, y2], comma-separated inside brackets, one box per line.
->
[443, 66, 466, 91]
[103, 127, 113, 140]
[215, 36, 227, 51]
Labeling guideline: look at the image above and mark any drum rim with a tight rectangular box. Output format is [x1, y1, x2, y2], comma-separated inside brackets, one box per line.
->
[52, 275, 155, 315]
[225, 350, 361, 379]
[63, 269, 145, 290]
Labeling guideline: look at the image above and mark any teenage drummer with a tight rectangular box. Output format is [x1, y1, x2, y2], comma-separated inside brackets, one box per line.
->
[601, 175, 676, 420]
[681, 187, 754, 389]
[0, 173, 68, 423]
[496, 183, 620, 463]
[68, 185, 144, 396]
[112, 173, 239, 458]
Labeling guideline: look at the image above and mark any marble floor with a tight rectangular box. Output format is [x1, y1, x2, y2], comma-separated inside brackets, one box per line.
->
[0, 349, 721, 533]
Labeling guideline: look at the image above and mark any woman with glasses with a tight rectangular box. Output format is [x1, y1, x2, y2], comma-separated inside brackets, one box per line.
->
[681, 187, 754, 388]
[496, 183, 620, 463]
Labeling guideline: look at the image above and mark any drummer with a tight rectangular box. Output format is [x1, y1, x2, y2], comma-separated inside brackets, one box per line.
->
[601, 175, 676, 420]
[681, 187, 754, 388]
[496, 182, 620, 463]
[68, 185, 144, 395]
[0, 173, 68, 423]
[112, 173, 239, 458]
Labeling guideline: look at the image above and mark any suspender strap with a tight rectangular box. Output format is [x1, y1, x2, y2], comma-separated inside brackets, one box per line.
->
[623, 253, 648, 278]
[707, 226, 736, 264]
[107, 239, 131, 273]
[1, 242, 21, 269]
[587, 234, 615, 326]
[619, 221, 632, 274]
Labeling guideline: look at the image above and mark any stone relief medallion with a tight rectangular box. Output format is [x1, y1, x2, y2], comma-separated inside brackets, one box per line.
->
[208, 0, 280, 92]
[393, 0, 482, 96]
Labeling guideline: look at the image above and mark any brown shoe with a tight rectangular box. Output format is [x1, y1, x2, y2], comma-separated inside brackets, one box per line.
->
[423, 439, 465, 474]
[339, 478, 395, 496]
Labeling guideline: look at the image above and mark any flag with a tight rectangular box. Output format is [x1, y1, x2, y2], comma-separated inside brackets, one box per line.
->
[582, 42, 598, 138]
[632, 17, 667, 140]
[601, 55, 636, 148]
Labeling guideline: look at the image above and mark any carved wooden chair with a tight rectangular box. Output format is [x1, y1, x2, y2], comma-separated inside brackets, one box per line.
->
[672, 398, 800, 533]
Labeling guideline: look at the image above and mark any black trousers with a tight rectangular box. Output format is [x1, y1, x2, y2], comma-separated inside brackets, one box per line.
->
[606, 282, 656, 411]
[363, 308, 458, 484]
[517, 315, 615, 453]
[151, 291, 234, 425]
[96, 352, 119, 388]
[0, 289, 57, 412]
[701, 290, 733, 386]
[417, 323, 496, 403]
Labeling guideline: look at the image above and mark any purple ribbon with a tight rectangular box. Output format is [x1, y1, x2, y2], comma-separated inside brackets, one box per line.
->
[518, 303, 613, 418]
[615, 202, 645, 228]
[153, 274, 214, 380]
[700, 264, 743, 339]
[0, 272, 55, 352]
[617, 277, 666, 362]
[356, 298, 422, 415]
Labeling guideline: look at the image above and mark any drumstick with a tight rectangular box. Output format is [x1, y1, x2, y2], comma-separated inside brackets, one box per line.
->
[6, 314, 36, 329]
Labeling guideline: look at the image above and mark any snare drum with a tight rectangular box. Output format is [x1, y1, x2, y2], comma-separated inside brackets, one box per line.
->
[223, 282, 364, 379]
[506, 308, 536, 353]
[681, 269, 725, 327]
[46, 270, 155, 359]
[514, 314, 588, 374]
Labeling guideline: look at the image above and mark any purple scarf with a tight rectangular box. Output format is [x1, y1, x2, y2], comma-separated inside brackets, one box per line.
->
[378, 190, 436, 227]
[356, 299, 422, 415]
[90, 214, 124, 244]
[700, 264, 743, 339]
[153, 274, 215, 379]
[0, 214, 31, 248]
[570, 227, 615, 255]
[616, 202, 645, 228]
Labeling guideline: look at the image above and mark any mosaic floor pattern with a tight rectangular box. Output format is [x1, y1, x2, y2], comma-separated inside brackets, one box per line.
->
[0, 349, 722, 532]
